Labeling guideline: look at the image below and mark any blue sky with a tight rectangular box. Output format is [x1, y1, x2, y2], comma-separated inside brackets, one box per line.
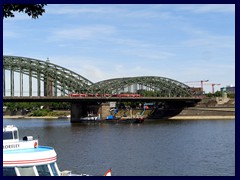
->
[3, 4, 235, 93]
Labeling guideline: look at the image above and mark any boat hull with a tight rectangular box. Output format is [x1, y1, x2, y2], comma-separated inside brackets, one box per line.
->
[3, 146, 57, 167]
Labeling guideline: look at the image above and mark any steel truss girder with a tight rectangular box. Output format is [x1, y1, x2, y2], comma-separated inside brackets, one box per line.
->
[93, 76, 194, 97]
[3, 56, 94, 96]
[3, 56, 194, 97]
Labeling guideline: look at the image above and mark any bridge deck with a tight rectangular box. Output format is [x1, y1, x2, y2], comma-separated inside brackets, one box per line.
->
[3, 96, 202, 102]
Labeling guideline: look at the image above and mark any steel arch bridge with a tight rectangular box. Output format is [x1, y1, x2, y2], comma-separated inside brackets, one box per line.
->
[3, 55, 194, 97]
[93, 76, 193, 97]
[3, 56, 93, 97]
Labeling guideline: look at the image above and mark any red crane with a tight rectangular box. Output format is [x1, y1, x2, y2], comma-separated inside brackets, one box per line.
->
[184, 80, 209, 90]
[205, 83, 221, 94]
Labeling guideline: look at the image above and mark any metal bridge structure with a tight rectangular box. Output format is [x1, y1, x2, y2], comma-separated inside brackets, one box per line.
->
[3, 55, 93, 97]
[93, 76, 193, 97]
[3, 55, 194, 98]
[3, 55, 201, 122]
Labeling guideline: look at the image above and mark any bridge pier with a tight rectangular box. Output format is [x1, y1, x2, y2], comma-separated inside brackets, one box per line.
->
[71, 102, 87, 123]
[71, 103, 82, 123]
[99, 103, 111, 119]
[148, 101, 197, 119]
[70, 102, 111, 123]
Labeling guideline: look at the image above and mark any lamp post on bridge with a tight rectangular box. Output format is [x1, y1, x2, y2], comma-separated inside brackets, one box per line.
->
[44, 58, 53, 97]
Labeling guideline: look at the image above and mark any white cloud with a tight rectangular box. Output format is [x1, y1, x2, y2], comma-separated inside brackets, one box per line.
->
[79, 64, 106, 82]
[121, 9, 172, 19]
[182, 35, 234, 49]
[46, 5, 120, 15]
[46, 4, 175, 20]
[121, 48, 175, 61]
[177, 4, 235, 14]
[176, 23, 234, 50]
[48, 25, 116, 41]
[110, 38, 152, 48]
[3, 31, 19, 38]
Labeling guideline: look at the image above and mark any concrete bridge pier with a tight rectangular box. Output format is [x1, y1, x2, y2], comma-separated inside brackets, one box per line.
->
[71, 102, 82, 123]
[97, 103, 111, 120]
[70, 102, 87, 123]
[70, 102, 111, 123]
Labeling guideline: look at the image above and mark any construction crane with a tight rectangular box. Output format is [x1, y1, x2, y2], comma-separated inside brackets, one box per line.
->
[205, 83, 221, 94]
[184, 80, 209, 90]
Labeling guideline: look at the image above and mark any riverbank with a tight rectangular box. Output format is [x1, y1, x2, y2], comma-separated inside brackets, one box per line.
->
[3, 115, 60, 119]
[3, 115, 235, 120]
[169, 116, 235, 120]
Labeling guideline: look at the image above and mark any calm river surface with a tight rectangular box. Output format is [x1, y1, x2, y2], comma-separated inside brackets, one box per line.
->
[3, 118, 235, 176]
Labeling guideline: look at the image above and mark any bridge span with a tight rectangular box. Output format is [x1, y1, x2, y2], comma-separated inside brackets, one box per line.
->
[3, 96, 202, 122]
[3, 55, 202, 122]
[3, 96, 201, 103]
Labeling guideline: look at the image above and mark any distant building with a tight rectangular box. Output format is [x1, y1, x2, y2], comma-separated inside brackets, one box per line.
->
[221, 85, 235, 94]
[190, 87, 203, 95]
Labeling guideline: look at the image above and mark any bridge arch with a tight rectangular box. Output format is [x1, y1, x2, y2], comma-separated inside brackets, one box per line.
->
[3, 55, 93, 96]
[93, 76, 193, 97]
[3, 56, 194, 98]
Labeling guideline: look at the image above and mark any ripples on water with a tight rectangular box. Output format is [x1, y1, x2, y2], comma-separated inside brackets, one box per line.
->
[3, 118, 235, 176]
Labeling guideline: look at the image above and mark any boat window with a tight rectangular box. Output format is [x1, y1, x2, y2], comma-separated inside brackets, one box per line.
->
[50, 163, 59, 176]
[3, 131, 13, 140]
[36, 164, 51, 176]
[18, 166, 36, 176]
[3, 167, 17, 176]
[13, 130, 19, 139]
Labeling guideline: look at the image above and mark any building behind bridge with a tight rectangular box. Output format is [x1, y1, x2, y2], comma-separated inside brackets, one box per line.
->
[221, 85, 235, 94]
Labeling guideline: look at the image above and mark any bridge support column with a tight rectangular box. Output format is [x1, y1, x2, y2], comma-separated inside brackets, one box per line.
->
[70, 102, 111, 123]
[97, 103, 110, 120]
[70, 102, 87, 123]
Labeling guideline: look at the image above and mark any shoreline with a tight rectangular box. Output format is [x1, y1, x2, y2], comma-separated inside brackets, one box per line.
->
[169, 116, 235, 120]
[3, 115, 235, 120]
[3, 115, 59, 119]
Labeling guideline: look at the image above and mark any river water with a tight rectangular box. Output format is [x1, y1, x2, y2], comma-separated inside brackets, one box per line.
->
[3, 118, 235, 176]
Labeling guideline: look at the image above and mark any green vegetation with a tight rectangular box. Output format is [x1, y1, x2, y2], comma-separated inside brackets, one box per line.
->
[227, 93, 235, 98]
[4, 102, 70, 111]
[29, 109, 70, 117]
[205, 91, 235, 98]
[30, 109, 51, 116]
[3, 4, 46, 19]
[4, 102, 71, 117]
[205, 91, 222, 97]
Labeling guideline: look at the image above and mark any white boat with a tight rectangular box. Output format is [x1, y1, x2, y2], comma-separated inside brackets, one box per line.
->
[3, 125, 91, 176]
[80, 113, 102, 122]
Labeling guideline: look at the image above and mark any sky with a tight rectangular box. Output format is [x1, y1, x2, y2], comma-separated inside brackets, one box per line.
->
[3, 4, 235, 93]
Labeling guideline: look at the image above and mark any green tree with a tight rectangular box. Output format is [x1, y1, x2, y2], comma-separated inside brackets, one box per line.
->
[3, 4, 46, 19]
[206, 92, 214, 98]
[214, 91, 222, 97]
